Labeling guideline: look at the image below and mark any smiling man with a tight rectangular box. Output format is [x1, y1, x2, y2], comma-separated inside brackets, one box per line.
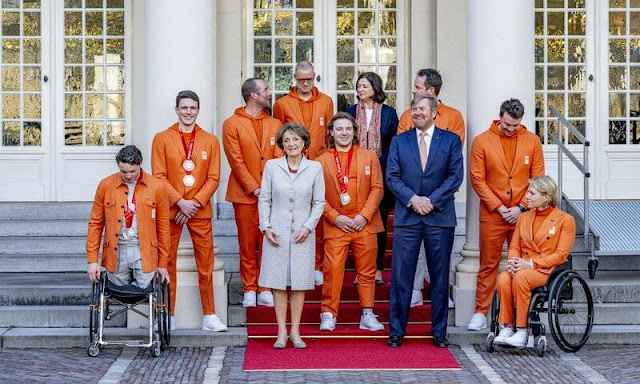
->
[151, 90, 226, 332]
[386, 95, 463, 348]
[316, 112, 385, 332]
[467, 98, 545, 332]
[273, 60, 335, 286]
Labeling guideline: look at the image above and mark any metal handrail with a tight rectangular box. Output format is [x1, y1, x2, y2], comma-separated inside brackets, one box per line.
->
[548, 105, 590, 250]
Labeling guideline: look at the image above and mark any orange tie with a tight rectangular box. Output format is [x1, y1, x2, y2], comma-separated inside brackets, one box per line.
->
[419, 131, 428, 171]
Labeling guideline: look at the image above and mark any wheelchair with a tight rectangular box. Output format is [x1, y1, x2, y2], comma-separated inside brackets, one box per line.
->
[485, 259, 594, 356]
[87, 273, 171, 357]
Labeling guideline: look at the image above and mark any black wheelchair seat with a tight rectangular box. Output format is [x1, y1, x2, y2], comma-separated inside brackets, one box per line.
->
[105, 278, 154, 305]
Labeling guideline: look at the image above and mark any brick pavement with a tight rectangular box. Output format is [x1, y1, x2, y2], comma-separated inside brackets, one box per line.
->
[576, 345, 640, 384]
[120, 347, 214, 384]
[0, 348, 119, 384]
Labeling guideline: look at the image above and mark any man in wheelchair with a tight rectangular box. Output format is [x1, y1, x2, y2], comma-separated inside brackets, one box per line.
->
[85, 145, 171, 356]
[493, 176, 575, 348]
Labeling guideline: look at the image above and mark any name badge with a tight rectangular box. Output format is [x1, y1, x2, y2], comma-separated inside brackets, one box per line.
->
[549, 226, 556, 235]
[202, 151, 208, 160]
[270, 136, 276, 145]
[151, 209, 156, 219]
[320, 117, 325, 126]
[364, 165, 371, 175]
[524, 155, 530, 165]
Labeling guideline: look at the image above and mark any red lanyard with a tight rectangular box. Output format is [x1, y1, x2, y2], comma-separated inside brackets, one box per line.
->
[179, 127, 197, 174]
[123, 172, 143, 228]
[333, 146, 354, 194]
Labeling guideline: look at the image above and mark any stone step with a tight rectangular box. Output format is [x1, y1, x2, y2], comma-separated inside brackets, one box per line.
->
[0, 236, 86, 255]
[0, 254, 86, 272]
[0, 273, 90, 305]
[0, 327, 247, 348]
[593, 303, 640, 325]
[0, 305, 126, 328]
[0, 202, 92, 221]
[0, 220, 87, 237]
[578, 271, 640, 303]
[572, 253, 640, 272]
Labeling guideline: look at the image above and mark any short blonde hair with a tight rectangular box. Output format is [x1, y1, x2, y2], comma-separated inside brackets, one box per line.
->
[528, 175, 558, 207]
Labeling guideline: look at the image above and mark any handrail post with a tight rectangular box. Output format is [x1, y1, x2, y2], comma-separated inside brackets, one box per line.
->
[584, 139, 590, 249]
[558, 123, 563, 207]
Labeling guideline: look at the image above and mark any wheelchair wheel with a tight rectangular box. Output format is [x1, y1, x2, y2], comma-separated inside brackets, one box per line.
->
[489, 290, 500, 336]
[485, 333, 495, 353]
[89, 275, 104, 343]
[536, 336, 547, 357]
[155, 279, 171, 350]
[87, 341, 100, 357]
[548, 271, 594, 353]
[150, 341, 161, 358]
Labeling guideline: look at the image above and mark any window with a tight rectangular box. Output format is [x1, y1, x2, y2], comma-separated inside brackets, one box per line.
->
[534, 0, 587, 145]
[63, 0, 126, 146]
[607, 0, 640, 144]
[1, 0, 42, 147]
[335, 0, 398, 111]
[251, 0, 315, 104]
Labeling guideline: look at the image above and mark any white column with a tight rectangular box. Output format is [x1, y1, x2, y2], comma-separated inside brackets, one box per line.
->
[137, 0, 226, 329]
[410, 0, 437, 75]
[454, 0, 535, 326]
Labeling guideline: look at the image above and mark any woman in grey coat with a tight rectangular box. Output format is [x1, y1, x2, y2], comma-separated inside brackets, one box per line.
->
[258, 123, 325, 349]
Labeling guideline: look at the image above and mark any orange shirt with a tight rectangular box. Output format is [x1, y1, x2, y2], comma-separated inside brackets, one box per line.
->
[397, 99, 465, 144]
[86, 171, 171, 273]
[532, 206, 553, 235]
[299, 99, 314, 130]
[336, 150, 359, 215]
[490, 123, 525, 171]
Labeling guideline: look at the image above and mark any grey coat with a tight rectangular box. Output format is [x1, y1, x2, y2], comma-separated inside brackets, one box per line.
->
[258, 156, 325, 290]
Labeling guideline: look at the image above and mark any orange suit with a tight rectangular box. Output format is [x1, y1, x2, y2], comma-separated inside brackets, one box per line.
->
[497, 207, 575, 327]
[397, 99, 466, 144]
[151, 123, 221, 316]
[273, 86, 334, 271]
[222, 107, 282, 293]
[87, 171, 171, 273]
[469, 121, 545, 314]
[317, 146, 384, 317]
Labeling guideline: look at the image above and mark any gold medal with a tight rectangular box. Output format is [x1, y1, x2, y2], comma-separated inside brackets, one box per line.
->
[183, 159, 195, 172]
[340, 193, 351, 205]
[183, 174, 195, 187]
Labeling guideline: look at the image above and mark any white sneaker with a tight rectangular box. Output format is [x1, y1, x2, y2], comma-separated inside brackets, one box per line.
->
[493, 327, 514, 344]
[319, 312, 336, 331]
[504, 329, 528, 348]
[359, 311, 384, 331]
[448, 296, 455, 309]
[314, 270, 324, 286]
[202, 314, 227, 332]
[410, 290, 423, 307]
[257, 291, 274, 307]
[467, 313, 488, 331]
[242, 291, 256, 308]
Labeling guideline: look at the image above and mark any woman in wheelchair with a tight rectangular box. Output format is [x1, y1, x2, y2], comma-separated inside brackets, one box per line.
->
[493, 175, 576, 348]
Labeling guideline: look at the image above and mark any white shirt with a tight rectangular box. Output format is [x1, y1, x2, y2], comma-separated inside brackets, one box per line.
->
[416, 124, 435, 159]
[365, 108, 373, 132]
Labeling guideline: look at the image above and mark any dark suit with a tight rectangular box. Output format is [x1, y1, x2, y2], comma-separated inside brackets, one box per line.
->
[346, 103, 399, 270]
[386, 126, 463, 338]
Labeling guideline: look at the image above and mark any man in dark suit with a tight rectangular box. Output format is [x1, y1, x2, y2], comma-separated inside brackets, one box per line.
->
[386, 95, 464, 348]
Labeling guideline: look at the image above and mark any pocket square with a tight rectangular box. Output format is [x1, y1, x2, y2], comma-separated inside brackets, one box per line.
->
[549, 226, 556, 235]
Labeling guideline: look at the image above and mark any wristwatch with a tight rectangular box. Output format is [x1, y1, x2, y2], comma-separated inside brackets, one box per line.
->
[518, 204, 527, 212]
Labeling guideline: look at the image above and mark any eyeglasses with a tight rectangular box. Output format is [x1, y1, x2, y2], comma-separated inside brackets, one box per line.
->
[295, 77, 314, 84]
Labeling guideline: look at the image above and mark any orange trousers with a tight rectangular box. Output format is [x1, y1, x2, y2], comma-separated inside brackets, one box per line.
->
[475, 220, 515, 314]
[497, 269, 548, 328]
[321, 231, 377, 317]
[315, 221, 324, 270]
[168, 218, 215, 316]
[233, 203, 268, 293]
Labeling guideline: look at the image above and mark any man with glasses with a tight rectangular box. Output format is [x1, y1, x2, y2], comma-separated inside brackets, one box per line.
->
[273, 60, 334, 285]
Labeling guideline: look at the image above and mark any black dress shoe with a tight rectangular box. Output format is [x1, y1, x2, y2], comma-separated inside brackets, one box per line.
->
[432, 336, 450, 348]
[375, 279, 384, 286]
[387, 335, 403, 348]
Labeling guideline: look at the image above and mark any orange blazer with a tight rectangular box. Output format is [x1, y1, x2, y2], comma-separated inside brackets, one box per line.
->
[273, 87, 334, 160]
[86, 171, 171, 273]
[397, 100, 466, 144]
[508, 207, 576, 274]
[469, 121, 545, 222]
[317, 146, 384, 239]
[151, 124, 221, 219]
[222, 108, 282, 204]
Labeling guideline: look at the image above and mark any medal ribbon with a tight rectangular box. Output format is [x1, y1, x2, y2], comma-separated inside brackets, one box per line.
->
[178, 126, 197, 175]
[333, 146, 354, 194]
[123, 171, 143, 229]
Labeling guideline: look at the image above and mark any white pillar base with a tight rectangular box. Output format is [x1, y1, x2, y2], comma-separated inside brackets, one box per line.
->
[128, 243, 228, 329]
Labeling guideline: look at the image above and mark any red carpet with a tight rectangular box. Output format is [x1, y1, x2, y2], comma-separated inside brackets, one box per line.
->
[243, 338, 460, 371]
[244, 213, 460, 371]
